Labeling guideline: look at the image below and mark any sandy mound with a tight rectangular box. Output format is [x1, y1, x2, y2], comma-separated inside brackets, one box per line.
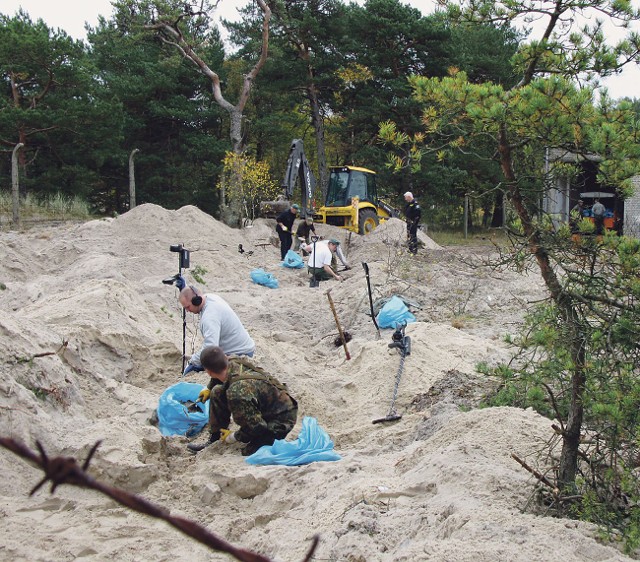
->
[0, 204, 629, 562]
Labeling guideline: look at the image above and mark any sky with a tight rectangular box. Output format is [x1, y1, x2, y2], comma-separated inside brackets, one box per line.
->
[2, 0, 639, 99]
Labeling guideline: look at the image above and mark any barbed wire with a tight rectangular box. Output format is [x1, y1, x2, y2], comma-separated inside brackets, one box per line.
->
[0, 437, 319, 562]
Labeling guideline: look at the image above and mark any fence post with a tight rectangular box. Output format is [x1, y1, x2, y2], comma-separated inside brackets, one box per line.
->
[463, 194, 469, 239]
[129, 148, 140, 209]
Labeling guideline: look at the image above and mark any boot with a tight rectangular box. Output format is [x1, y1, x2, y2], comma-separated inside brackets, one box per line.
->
[241, 436, 275, 457]
[187, 432, 219, 453]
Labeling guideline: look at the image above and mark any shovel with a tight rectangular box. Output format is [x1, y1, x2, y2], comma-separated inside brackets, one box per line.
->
[185, 399, 204, 413]
[326, 288, 351, 360]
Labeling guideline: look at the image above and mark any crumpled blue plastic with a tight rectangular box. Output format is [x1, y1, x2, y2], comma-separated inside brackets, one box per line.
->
[376, 295, 416, 329]
[245, 416, 342, 466]
[157, 381, 209, 437]
[250, 268, 279, 289]
[281, 249, 304, 269]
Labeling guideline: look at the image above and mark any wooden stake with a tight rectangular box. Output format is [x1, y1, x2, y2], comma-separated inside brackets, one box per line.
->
[326, 288, 351, 360]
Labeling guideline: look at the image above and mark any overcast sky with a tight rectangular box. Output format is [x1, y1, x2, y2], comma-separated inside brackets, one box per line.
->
[2, 0, 638, 99]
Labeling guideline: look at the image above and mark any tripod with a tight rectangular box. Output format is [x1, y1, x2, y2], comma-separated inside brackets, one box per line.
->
[162, 244, 191, 373]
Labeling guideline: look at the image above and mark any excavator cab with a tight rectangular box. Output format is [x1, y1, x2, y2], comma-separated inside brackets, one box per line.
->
[325, 167, 376, 206]
[315, 166, 397, 235]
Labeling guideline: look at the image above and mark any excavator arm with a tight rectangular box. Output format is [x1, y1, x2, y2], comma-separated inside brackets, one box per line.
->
[281, 139, 316, 216]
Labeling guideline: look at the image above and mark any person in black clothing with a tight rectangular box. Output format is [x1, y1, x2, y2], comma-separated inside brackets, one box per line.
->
[294, 215, 316, 254]
[276, 203, 300, 260]
[404, 191, 421, 255]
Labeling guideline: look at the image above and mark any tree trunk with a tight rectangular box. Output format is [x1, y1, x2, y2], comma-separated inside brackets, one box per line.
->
[497, 124, 584, 489]
[491, 191, 504, 227]
[307, 82, 328, 201]
[558, 318, 587, 488]
[147, 0, 271, 224]
[12, 143, 24, 226]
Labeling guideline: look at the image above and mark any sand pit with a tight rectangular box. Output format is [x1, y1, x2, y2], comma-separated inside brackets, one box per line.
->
[0, 204, 631, 561]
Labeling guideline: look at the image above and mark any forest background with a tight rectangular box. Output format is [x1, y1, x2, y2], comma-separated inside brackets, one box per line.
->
[0, 0, 621, 230]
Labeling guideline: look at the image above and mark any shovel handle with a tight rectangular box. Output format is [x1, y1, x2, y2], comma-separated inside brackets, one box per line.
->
[326, 289, 351, 360]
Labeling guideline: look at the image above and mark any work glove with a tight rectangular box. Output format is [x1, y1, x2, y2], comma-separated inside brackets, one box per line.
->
[197, 388, 211, 403]
[183, 363, 204, 377]
[281, 225, 288, 232]
[175, 275, 186, 290]
[220, 428, 237, 444]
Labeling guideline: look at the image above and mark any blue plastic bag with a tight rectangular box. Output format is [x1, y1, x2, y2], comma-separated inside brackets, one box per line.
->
[376, 295, 416, 329]
[250, 268, 279, 289]
[281, 249, 304, 269]
[245, 416, 342, 466]
[157, 381, 209, 437]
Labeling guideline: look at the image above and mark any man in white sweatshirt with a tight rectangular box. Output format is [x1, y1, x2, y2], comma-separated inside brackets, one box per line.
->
[179, 286, 255, 375]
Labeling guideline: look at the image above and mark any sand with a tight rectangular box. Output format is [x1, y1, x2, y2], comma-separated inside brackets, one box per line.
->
[0, 204, 631, 561]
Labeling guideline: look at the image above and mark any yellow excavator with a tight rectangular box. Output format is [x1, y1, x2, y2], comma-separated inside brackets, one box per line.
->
[260, 139, 398, 235]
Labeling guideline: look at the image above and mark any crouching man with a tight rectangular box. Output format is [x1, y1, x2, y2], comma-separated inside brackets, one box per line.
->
[187, 346, 298, 456]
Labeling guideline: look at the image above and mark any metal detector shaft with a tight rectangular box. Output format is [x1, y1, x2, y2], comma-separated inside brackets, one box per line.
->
[326, 288, 351, 360]
[361, 262, 380, 338]
[181, 308, 187, 373]
[309, 235, 320, 288]
[372, 330, 410, 424]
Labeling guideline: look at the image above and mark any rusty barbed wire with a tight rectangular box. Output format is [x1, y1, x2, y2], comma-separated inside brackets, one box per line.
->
[0, 437, 319, 562]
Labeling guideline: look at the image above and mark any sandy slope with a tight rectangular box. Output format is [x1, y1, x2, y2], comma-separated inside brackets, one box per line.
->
[0, 204, 631, 562]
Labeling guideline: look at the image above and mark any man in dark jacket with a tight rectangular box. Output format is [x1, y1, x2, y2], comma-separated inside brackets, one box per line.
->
[187, 346, 298, 456]
[294, 215, 316, 254]
[276, 203, 300, 260]
[404, 192, 421, 255]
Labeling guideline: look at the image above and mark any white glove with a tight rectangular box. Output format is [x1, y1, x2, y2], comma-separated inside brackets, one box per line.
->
[281, 225, 288, 232]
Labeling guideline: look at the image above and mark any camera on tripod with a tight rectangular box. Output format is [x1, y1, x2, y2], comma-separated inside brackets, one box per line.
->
[163, 243, 192, 373]
[162, 244, 190, 287]
[169, 244, 190, 269]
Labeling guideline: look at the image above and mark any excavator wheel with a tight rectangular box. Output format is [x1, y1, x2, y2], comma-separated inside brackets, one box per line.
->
[359, 209, 379, 235]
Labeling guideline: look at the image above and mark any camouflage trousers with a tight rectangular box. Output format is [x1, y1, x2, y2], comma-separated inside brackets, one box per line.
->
[208, 387, 298, 446]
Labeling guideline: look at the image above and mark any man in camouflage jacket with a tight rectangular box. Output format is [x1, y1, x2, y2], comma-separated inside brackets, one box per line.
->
[187, 346, 298, 456]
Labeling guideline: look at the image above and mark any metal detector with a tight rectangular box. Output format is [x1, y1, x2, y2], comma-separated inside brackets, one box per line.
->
[372, 322, 411, 424]
[162, 244, 190, 373]
[309, 235, 320, 288]
[362, 262, 380, 339]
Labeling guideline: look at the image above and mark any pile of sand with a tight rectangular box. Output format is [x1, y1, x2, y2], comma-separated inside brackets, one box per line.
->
[0, 204, 629, 562]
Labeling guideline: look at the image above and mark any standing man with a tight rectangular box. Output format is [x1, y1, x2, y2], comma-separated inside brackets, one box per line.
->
[404, 191, 422, 255]
[294, 215, 316, 253]
[306, 238, 344, 282]
[179, 286, 255, 376]
[591, 198, 606, 235]
[187, 346, 298, 455]
[276, 203, 300, 260]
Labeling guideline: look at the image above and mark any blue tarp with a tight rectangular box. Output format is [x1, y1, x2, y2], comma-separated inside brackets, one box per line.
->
[376, 295, 416, 329]
[281, 249, 304, 269]
[245, 416, 342, 466]
[250, 268, 279, 288]
[157, 381, 209, 437]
